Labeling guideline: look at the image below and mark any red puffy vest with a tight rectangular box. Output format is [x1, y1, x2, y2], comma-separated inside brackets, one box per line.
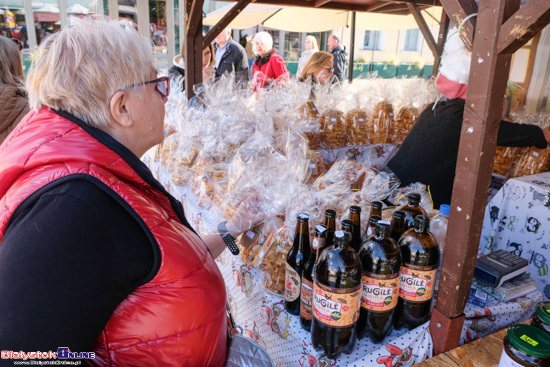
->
[0, 108, 228, 366]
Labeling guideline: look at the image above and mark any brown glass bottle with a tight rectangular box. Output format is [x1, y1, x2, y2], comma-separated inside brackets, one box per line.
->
[285, 213, 311, 316]
[311, 231, 362, 359]
[341, 219, 361, 253]
[300, 225, 327, 331]
[398, 193, 427, 230]
[363, 201, 382, 241]
[364, 215, 382, 240]
[357, 222, 401, 343]
[394, 215, 439, 330]
[349, 206, 362, 252]
[390, 210, 406, 243]
[324, 209, 336, 247]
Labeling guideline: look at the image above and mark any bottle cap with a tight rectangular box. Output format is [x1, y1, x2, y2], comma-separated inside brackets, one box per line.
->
[334, 230, 350, 243]
[407, 193, 421, 204]
[506, 324, 550, 358]
[414, 215, 429, 228]
[324, 209, 336, 218]
[350, 205, 361, 213]
[297, 213, 309, 220]
[375, 222, 391, 235]
[341, 219, 354, 231]
[392, 210, 405, 219]
[369, 215, 382, 227]
[371, 201, 383, 210]
[314, 224, 327, 235]
[439, 204, 451, 216]
[535, 301, 550, 326]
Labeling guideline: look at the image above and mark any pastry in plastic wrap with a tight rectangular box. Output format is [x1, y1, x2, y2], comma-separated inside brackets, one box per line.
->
[300, 101, 322, 150]
[259, 227, 292, 295]
[320, 109, 346, 148]
[371, 101, 395, 144]
[345, 108, 370, 145]
[394, 106, 419, 142]
[306, 150, 326, 185]
[508, 147, 550, 178]
[493, 146, 520, 176]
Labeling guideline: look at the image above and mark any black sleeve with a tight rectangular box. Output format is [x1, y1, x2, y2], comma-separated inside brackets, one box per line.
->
[235, 45, 250, 81]
[497, 120, 548, 149]
[0, 179, 154, 352]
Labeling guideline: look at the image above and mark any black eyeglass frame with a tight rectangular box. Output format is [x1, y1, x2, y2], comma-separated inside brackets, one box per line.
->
[324, 66, 335, 73]
[125, 76, 170, 98]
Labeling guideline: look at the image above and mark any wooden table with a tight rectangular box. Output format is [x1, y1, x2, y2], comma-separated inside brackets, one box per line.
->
[416, 327, 507, 366]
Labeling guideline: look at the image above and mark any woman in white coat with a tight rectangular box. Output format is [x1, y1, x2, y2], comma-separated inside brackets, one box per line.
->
[297, 35, 319, 77]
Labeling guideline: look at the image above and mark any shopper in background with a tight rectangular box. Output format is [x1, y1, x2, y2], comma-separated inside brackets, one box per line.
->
[298, 51, 334, 85]
[0, 18, 264, 364]
[168, 42, 216, 92]
[386, 29, 550, 208]
[327, 34, 347, 82]
[297, 35, 319, 78]
[214, 28, 249, 82]
[252, 31, 290, 89]
[245, 34, 256, 79]
[0, 35, 29, 145]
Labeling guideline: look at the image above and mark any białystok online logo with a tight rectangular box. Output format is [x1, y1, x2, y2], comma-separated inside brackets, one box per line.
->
[1, 348, 95, 360]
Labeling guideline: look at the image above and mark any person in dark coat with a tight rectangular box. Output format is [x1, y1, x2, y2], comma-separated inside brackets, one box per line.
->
[214, 28, 249, 82]
[327, 34, 347, 82]
[386, 29, 550, 208]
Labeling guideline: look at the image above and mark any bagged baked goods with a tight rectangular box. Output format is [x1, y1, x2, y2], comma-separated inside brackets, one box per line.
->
[371, 101, 395, 144]
[320, 109, 346, 148]
[259, 227, 292, 295]
[394, 106, 420, 142]
[508, 147, 550, 178]
[493, 146, 520, 176]
[345, 108, 370, 145]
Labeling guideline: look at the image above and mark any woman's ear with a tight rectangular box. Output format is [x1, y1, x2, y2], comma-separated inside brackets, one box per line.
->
[109, 91, 134, 128]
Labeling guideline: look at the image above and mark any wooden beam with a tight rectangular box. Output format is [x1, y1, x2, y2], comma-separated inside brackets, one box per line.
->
[185, 0, 204, 38]
[408, 2, 438, 58]
[365, 1, 393, 12]
[204, 0, 255, 46]
[184, 0, 204, 100]
[439, 0, 477, 51]
[432, 0, 520, 354]
[433, 7, 450, 76]
[497, 0, 550, 55]
[314, 0, 331, 7]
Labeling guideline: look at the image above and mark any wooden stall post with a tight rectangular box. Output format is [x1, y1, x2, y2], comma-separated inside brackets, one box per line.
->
[431, 0, 520, 354]
[432, 9, 449, 77]
[184, 0, 204, 100]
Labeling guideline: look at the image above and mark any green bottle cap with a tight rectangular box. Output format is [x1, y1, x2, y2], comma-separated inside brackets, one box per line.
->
[535, 301, 550, 326]
[507, 324, 550, 358]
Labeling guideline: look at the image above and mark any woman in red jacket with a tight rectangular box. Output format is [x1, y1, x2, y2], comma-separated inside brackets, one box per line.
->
[252, 31, 289, 89]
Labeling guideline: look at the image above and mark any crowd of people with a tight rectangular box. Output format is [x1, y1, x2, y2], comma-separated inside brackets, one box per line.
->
[1, 17, 549, 367]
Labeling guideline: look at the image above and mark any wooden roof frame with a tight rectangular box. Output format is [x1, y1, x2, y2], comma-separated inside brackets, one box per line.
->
[183, 0, 550, 357]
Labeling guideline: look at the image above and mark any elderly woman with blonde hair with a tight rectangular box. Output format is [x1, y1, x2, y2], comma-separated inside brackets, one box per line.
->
[0, 18, 263, 365]
[299, 51, 335, 85]
[252, 31, 289, 88]
[0, 36, 29, 144]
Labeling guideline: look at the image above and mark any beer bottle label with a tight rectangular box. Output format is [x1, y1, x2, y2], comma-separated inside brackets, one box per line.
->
[285, 263, 301, 302]
[312, 237, 325, 250]
[361, 272, 399, 311]
[300, 278, 314, 320]
[312, 279, 361, 328]
[399, 265, 437, 302]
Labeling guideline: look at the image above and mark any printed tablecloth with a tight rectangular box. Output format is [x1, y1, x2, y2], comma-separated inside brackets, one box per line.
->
[143, 151, 541, 366]
[479, 171, 550, 301]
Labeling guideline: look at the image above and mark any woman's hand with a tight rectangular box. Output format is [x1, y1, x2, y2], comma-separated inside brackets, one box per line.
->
[226, 195, 267, 239]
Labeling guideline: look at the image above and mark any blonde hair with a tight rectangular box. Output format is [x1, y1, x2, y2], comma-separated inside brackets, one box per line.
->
[26, 18, 154, 129]
[299, 51, 333, 80]
[254, 32, 273, 51]
[0, 36, 24, 86]
[305, 35, 319, 52]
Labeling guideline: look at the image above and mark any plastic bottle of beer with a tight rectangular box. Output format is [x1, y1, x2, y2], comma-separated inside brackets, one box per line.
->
[398, 193, 427, 230]
[363, 201, 382, 241]
[285, 213, 311, 316]
[349, 206, 362, 251]
[311, 231, 362, 359]
[357, 221, 401, 343]
[323, 209, 336, 247]
[389, 210, 406, 243]
[300, 225, 327, 331]
[394, 215, 439, 330]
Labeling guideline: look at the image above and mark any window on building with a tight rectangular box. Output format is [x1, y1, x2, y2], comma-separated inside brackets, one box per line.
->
[362, 30, 382, 50]
[403, 29, 422, 51]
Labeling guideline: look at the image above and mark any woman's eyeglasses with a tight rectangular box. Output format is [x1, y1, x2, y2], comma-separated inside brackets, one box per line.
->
[127, 76, 170, 98]
[11, 38, 23, 51]
[324, 66, 334, 73]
